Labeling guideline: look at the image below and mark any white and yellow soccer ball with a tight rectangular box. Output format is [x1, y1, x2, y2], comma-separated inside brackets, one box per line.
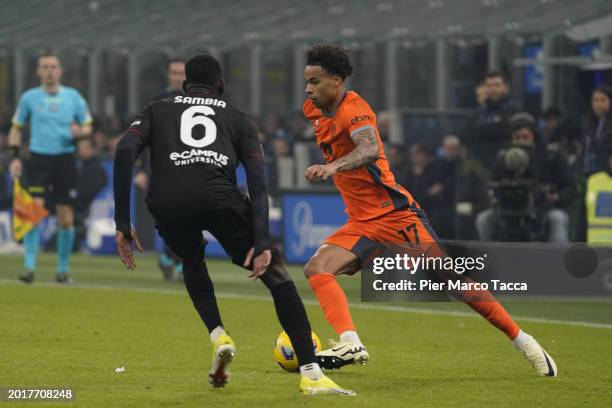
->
[273, 330, 322, 372]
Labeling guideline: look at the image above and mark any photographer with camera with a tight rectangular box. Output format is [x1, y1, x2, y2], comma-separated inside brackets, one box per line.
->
[475, 113, 576, 242]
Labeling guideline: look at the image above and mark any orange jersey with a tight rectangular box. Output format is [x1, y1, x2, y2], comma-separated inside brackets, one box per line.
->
[303, 91, 417, 220]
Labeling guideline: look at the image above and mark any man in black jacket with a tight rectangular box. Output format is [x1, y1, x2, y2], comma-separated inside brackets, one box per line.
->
[460, 72, 521, 173]
[476, 113, 576, 242]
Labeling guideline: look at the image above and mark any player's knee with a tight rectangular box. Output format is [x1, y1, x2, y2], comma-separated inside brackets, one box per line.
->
[57, 214, 73, 229]
[304, 256, 324, 278]
[260, 263, 291, 289]
[56, 206, 74, 229]
[181, 250, 203, 269]
[182, 257, 205, 277]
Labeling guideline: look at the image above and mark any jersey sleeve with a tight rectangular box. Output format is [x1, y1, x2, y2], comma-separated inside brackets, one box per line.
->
[114, 106, 151, 234]
[342, 100, 377, 139]
[125, 104, 153, 145]
[12, 93, 31, 127]
[74, 91, 93, 125]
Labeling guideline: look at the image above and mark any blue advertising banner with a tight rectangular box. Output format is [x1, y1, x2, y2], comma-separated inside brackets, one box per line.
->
[282, 193, 346, 263]
[523, 44, 543, 95]
[578, 41, 600, 57]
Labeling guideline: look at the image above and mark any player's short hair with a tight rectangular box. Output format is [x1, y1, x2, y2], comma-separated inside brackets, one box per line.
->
[593, 84, 612, 100]
[442, 134, 460, 146]
[306, 44, 353, 79]
[168, 57, 185, 67]
[185, 54, 222, 88]
[485, 71, 509, 84]
[38, 52, 59, 63]
[592, 85, 612, 119]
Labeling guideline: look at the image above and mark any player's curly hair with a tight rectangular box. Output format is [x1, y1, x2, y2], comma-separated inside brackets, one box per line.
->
[306, 44, 353, 79]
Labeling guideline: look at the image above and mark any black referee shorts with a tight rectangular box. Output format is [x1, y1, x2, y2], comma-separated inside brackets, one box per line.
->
[155, 197, 255, 267]
[25, 152, 78, 205]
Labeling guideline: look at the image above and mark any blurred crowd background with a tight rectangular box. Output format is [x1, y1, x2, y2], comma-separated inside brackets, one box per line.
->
[1, 0, 612, 251]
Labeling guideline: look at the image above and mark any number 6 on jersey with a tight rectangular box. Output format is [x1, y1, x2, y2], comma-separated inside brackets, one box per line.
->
[180, 105, 217, 148]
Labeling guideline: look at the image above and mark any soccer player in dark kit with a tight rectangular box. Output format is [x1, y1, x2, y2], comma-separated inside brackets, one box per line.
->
[113, 54, 353, 395]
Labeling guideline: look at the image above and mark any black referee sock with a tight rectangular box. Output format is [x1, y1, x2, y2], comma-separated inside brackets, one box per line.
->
[269, 280, 316, 366]
[182, 259, 223, 333]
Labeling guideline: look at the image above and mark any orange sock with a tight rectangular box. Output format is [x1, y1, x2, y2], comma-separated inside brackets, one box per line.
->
[466, 300, 520, 339]
[308, 274, 356, 335]
[462, 283, 520, 339]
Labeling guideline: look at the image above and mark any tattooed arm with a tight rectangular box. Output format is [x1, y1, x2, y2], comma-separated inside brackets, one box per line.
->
[330, 126, 379, 172]
[305, 127, 379, 183]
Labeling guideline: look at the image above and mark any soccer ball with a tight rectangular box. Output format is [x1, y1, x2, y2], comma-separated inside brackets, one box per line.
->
[273, 330, 322, 372]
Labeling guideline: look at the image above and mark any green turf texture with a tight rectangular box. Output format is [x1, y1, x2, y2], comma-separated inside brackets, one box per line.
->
[1, 253, 611, 407]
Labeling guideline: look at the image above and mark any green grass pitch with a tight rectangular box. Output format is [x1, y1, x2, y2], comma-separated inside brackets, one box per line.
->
[1, 253, 611, 407]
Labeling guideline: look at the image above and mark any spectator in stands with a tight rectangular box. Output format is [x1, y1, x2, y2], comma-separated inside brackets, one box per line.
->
[92, 129, 111, 159]
[541, 107, 563, 143]
[404, 144, 436, 210]
[263, 114, 293, 149]
[269, 121, 292, 198]
[377, 111, 391, 141]
[580, 85, 612, 175]
[459, 72, 520, 172]
[288, 112, 313, 142]
[386, 143, 410, 187]
[153, 57, 185, 101]
[74, 138, 107, 250]
[272, 137, 290, 157]
[295, 113, 315, 142]
[428, 135, 462, 238]
[475, 81, 488, 107]
[540, 107, 582, 168]
[476, 113, 575, 242]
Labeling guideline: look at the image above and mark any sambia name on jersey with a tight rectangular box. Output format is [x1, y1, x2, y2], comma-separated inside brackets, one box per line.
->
[173, 95, 227, 107]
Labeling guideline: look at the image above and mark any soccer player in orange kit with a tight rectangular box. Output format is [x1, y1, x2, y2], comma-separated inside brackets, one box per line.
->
[302, 44, 557, 377]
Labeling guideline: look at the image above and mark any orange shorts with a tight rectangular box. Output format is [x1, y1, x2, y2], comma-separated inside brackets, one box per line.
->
[323, 206, 445, 263]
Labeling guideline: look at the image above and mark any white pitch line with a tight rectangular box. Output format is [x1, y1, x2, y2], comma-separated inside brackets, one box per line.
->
[2, 278, 612, 330]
